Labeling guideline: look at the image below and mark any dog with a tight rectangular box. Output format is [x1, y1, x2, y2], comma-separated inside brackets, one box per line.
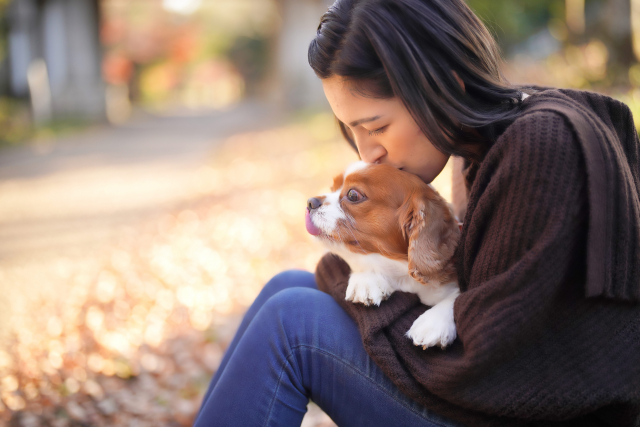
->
[306, 161, 461, 349]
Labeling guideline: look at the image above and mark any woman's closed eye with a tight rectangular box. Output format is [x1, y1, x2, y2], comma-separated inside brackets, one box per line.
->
[368, 125, 388, 136]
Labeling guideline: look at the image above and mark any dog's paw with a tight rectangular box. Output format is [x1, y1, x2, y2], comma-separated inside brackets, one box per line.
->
[345, 272, 393, 306]
[406, 303, 457, 349]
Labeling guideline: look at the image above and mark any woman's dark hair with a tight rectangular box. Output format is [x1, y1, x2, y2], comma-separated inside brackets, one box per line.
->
[308, 0, 523, 160]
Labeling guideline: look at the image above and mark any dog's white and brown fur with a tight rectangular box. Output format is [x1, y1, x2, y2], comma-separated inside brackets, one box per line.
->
[306, 161, 460, 349]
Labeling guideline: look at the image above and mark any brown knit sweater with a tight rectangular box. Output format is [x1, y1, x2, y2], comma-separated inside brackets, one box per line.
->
[315, 88, 640, 427]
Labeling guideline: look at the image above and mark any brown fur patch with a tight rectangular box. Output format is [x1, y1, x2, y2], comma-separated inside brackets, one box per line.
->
[330, 173, 344, 192]
[398, 189, 459, 286]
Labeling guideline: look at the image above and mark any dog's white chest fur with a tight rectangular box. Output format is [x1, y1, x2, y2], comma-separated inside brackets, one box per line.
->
[328, 244, 459, 349]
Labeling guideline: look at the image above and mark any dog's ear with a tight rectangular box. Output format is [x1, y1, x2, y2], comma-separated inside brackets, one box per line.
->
[330, 173, 344, 192]
[398, 187, 460, 285]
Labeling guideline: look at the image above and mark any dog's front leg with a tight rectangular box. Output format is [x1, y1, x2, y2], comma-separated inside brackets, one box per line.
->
[345, 272, 394, 306]
[406, 288, 459, 349]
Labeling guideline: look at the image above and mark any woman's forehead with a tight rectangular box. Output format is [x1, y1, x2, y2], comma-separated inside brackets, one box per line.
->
[321, 76, 394, 124]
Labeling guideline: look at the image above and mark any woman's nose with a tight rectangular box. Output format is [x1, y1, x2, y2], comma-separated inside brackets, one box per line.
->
[356, 139, 387, 164]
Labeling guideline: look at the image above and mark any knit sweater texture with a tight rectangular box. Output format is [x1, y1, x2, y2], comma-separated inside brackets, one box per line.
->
[315, 88, 640, 427]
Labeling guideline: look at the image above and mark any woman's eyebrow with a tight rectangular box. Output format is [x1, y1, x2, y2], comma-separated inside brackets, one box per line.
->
[349, 115, 382, 127]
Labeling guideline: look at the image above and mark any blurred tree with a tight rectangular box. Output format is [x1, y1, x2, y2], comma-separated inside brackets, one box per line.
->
[566, 0, 585, 34]
[588, 0, 633, 74]
[631, 0, 640, 60]
[227, 35, 270, 97]
[468, 0, 634, 88]
[0, 0, 13, 95]
[100, 0, 279, 110]
[467, 0, 560, 51]
[269, 0, 335, 108]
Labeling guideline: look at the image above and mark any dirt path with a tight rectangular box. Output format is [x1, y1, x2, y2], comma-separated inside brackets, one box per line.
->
[0, 102, 281, 338]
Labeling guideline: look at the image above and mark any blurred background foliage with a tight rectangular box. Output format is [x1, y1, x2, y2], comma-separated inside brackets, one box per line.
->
[469, 0, 562, 48]
[2, 0, 640, 147]
[0, 0, 284, 148]
[101, 0, 277, 108]
[468, 0, 640, 118]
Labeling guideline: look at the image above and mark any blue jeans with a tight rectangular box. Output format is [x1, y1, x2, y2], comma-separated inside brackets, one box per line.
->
[194, 270, 461, 427]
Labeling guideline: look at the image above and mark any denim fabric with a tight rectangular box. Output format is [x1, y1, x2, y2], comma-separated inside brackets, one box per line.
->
[194, 270, 462, 427]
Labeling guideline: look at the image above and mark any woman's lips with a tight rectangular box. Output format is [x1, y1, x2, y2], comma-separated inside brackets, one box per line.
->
[305, 209, 322, 236]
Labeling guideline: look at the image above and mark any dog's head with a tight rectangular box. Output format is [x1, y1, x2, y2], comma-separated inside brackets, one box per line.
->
[306, 161, 460, 285]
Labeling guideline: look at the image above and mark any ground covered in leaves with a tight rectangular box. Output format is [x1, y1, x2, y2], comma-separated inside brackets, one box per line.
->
[0, 112, 451, 426]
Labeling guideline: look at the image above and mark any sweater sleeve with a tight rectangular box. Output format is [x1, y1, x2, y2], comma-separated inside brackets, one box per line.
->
[451, 103, 640, 424]
[453, 110, 588, 360]
[444, 111, 632, 421]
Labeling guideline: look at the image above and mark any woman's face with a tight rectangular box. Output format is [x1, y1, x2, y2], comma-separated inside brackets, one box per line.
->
[322, 76, 449, 184]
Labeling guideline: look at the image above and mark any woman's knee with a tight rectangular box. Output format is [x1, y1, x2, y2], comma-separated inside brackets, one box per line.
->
[262, 286, 324, 313]
[256, 287, 356, 346]
[261, 269, 316, 298]
[234, 271, 317, 334]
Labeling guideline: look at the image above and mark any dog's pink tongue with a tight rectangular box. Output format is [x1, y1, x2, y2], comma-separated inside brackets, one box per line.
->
[305, 209, 322, 236]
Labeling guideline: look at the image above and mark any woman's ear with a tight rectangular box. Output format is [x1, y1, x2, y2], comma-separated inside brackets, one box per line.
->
[398, 187, 460, 285]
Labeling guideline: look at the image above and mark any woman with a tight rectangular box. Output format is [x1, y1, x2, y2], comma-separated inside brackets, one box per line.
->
[194, 0, 640, 426]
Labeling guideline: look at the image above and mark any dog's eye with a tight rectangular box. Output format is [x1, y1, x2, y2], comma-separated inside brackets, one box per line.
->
[346, 189, 363, 202]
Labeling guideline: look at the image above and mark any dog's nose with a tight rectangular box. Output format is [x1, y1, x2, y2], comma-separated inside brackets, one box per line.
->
[307, 197, 322, 211]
